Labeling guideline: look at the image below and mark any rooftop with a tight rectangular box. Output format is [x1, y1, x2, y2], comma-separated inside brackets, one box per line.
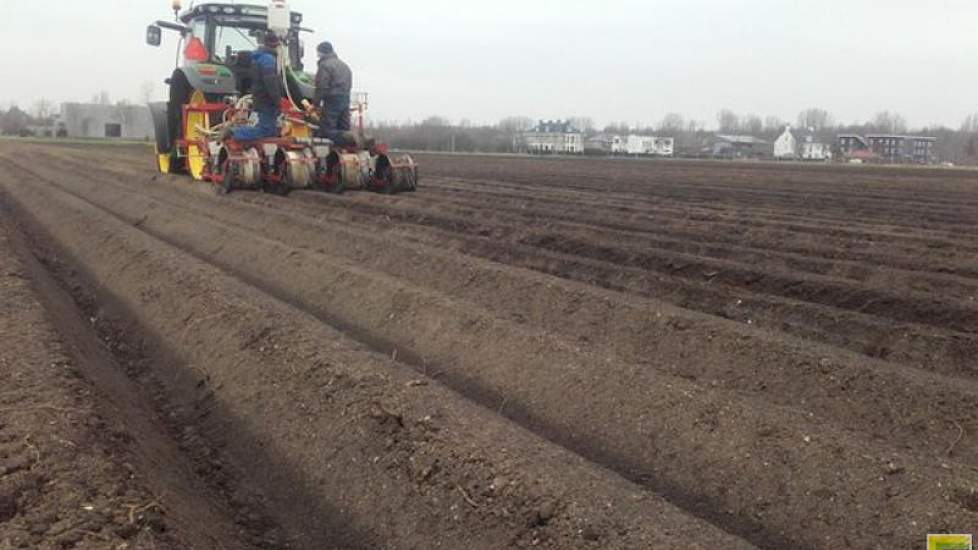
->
[529, 120, 581, 134]
[866, 134, 937, 141]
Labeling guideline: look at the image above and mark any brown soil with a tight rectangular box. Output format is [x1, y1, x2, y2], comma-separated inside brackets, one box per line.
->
[0, 207, 266, 549]
[2, 142, 978, 549]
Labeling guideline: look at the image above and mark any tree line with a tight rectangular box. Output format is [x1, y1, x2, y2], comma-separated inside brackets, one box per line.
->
[370, 108, 978, 164]
[6, 99, 978, 163]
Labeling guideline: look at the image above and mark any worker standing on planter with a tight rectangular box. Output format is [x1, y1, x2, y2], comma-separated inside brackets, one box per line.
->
[232, 33, 284, 141]
[313, 41, 353, 141]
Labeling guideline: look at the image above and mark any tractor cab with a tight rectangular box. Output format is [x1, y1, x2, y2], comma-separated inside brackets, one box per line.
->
[147, 2, 315, 101]
[179, 4, 305, 71]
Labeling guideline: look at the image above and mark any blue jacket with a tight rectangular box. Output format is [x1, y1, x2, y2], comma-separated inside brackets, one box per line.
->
[251, 47, 282, 111]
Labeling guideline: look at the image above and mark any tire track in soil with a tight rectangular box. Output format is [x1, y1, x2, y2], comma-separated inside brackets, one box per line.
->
[5, 146, 976, 550]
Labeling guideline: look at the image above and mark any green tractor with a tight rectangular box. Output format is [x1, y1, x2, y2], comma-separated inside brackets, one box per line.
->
[145, 1, 417, 194]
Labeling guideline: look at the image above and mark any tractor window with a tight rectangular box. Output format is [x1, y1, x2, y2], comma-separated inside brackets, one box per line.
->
[183, 19, 210, 62]
[213, 24, 259, 63]
[189, 19, 208, 43]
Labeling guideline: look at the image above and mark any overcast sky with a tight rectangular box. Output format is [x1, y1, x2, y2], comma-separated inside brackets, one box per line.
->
[1, 0, 976, 129]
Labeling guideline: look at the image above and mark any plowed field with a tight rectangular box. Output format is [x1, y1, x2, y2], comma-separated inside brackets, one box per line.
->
[1, 141, 976, 549]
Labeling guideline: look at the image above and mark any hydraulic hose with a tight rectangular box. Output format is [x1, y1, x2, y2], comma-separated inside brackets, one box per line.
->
[277, 42, 300, 111]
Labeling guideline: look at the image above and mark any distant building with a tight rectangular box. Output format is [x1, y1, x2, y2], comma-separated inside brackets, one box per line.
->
[867, 135, 903, 163]
[625, 135, 674, 156]
[838, 134, 869, 155]
[713, 135, 769, 159]
[584, 134, 625, 155]
[801, 141, 832, 161]
[867, 134, 936, 164]
[651, 137, 675, 157]
[59, 103, 153, 140]
[773, 127, 797, 159]
[611, 135, 627, 154]
[584, 134, 674, 157]
[837, 134, 936, 164]
[524, 120, 583, 154]
[907, 136, 937, 164]
[774, 126, 831, 161]
[625, 135, 652, 156]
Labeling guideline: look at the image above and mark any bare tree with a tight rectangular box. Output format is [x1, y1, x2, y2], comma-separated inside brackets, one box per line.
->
[717, 109, 739, 133]
[497, 116, 535, 154]
[31, 99, 54, 121]
[961, 114, 978, 133]
[870, 111, 907, 133]
[498, 116, 534, 133]
[796, 108, 834, 132]
[421, 116, 450, 127]
[1, 105, 30, 136]
[603, 122, 631, 135]
[764, 116, 787, 134]
[658, 113, 685, 135]
[743, 114, 763, 136]
[566, 116, 595, 133]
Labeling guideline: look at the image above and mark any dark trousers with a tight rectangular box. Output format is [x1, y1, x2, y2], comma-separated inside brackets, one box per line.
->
[318, 94, 351, 139]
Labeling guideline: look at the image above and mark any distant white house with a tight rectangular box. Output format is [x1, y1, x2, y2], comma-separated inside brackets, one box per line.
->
[583, 133, 674, 157]
[625, 135, 675, 157]
[611, 135, 627, 154]
[773, 127, 797, 159]
[626, 135, 652, 155]
[524, 120, 584, 154]
[651, 137, 675, 157]
[774, 126, 831, 161]
[801, 139, 832, 161]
